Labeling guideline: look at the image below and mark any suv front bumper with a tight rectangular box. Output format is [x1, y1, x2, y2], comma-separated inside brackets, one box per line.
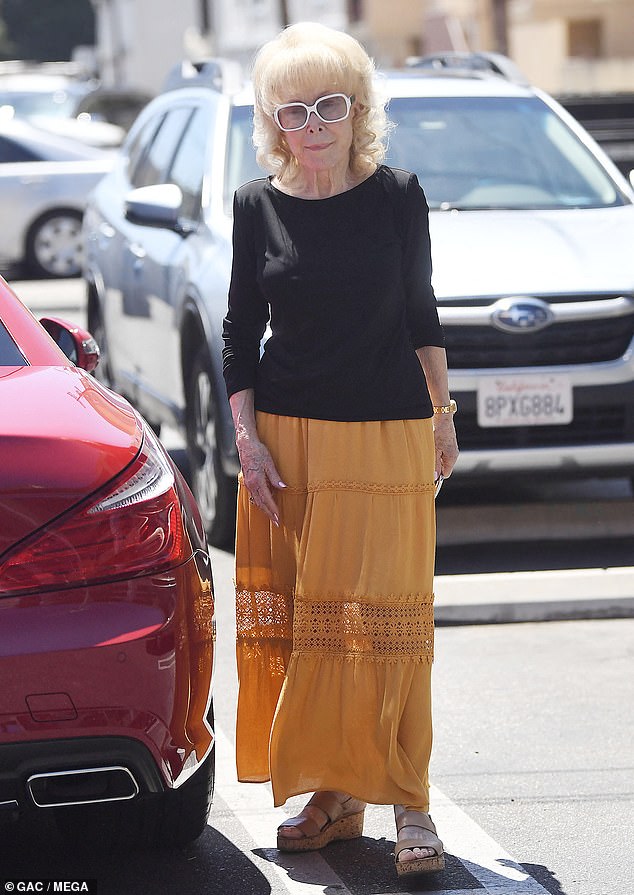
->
[449, 355, 634, 477]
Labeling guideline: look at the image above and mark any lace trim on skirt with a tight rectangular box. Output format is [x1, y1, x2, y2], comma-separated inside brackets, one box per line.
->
[236, 587, 294, 640]
[236, 588, 434, 663]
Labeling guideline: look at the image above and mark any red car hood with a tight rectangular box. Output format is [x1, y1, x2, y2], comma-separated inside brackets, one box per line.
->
[0, 366, 141, 556]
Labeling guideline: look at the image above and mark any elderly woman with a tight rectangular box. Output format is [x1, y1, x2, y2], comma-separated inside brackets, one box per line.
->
[222, 21, 459, 879]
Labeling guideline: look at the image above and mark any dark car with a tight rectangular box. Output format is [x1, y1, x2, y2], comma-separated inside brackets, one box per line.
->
[82, 56, 634, 548]
[0, 276, 215, 848]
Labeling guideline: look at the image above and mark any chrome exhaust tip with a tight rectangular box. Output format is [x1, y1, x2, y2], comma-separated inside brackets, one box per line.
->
[27, 766, 139, 808]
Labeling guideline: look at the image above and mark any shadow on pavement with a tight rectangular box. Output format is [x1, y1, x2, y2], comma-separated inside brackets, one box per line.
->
[255, 837, 482, 893]
[521, 862, 569, 895]
[0, 823, 271, 895]
[436, 535, 634, 575]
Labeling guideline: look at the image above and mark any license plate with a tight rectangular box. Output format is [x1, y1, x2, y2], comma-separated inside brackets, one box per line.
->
[477, 375, 573, 427]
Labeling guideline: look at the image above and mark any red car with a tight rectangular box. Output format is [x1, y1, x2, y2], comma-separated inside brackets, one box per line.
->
[0, 276, 215, 848]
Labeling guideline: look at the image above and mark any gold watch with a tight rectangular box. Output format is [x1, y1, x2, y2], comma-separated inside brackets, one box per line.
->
[433, 399, 457, 415]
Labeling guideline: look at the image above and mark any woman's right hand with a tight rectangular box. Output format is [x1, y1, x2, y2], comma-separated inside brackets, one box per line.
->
[236, 432, 286, 526]
[229, 388, 286, 525]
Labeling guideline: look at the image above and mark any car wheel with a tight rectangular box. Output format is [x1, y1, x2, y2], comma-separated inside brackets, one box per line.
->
[26, 209, 84, 278]
[186, 348, 236, 548]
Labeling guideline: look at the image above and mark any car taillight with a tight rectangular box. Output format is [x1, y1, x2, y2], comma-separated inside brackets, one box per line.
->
[0, 428, 189, 596]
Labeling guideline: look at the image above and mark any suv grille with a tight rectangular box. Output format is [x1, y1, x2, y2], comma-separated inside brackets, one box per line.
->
[442, 297, 634, 369]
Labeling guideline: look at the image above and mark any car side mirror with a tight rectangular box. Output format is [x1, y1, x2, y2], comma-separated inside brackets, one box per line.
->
[124, 183, 186, 230]
[39, 317, 100, 373]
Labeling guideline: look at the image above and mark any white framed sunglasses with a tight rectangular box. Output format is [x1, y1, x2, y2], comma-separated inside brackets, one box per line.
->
[273, 93, 355, 132]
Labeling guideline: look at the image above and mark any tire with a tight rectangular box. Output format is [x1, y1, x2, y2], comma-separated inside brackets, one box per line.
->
[185, 348, 237, 548]
[26, 209, 84, 278]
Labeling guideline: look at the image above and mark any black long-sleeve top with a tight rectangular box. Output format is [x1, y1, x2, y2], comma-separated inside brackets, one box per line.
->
[222, 164, 444, 422]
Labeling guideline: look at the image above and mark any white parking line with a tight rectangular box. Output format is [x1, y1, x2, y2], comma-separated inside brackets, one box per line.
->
[213, 726, 355, 894]
[430, 785, 551, 894]
[213, 726, 551, 895]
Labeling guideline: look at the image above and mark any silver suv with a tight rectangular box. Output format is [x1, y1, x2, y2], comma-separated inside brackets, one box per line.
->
[83, 56, 634, 545]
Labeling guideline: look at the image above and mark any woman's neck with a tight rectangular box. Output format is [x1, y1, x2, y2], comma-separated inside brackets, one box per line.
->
[275, 161, 376, 200]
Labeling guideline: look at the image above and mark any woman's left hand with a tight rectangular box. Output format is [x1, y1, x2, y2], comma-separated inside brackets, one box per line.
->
[433, 414, 459, 480]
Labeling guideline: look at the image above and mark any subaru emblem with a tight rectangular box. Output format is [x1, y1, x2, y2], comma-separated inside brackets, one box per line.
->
[491, 297, 554, 333]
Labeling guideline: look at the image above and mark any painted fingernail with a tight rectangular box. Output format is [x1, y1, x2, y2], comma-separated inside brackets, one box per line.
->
[278, 481, 287, 488]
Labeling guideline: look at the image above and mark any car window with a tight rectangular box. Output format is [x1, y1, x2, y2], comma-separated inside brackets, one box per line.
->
[130, 106, 194, 189]
[126, 112, 165, 178]
[0, 136, 39, 163]
[0, 88, 80, 118]
[385, 95, 624, 210]
[0, 321, 27, 365]
[226, 105, 262, 211]
[168, 106, 210, 220]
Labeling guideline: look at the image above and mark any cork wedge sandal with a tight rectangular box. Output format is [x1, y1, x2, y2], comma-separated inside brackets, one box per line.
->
[277, 791, 365, 852]
[394, 807, 445, 876]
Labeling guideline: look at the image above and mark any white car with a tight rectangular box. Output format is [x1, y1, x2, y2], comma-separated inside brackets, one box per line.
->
[0, 118, 114, 277]
[83, 56, 634, 547]
[382, 67, 634, 480]
[0, 69, 127, 148]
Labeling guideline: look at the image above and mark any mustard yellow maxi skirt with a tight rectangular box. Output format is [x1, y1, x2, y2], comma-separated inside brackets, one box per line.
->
[234, 412, 437, 810]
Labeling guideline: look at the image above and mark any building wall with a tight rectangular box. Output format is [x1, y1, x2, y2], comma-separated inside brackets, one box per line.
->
[519, 0, 634, 57]
[92, 0, 634, 95]
[94, 0, 347, 93]
[94, 0, 200, 91]
[510, 0, 634, 92]
[360, 0, 425, 64]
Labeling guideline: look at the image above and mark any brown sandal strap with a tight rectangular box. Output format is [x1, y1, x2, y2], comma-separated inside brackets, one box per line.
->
[278, 804, 329, 836]
[395, 809, 438, 834]
[307, 791, 346, 823]
[278, 792, 365, 838]
[394, 808, 443, 860]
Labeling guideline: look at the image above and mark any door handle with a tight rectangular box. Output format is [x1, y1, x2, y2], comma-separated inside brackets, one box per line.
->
[129, 243, 146, 260]
[99, 222, 115, 238]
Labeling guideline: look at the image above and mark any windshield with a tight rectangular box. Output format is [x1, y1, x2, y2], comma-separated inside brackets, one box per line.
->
[384, 95, 624, 210]
[0, 88, 82, 119]
[226, 94, 625, 212]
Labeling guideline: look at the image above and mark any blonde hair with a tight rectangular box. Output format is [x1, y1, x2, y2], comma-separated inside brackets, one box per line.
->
[251, 22, 389, 181]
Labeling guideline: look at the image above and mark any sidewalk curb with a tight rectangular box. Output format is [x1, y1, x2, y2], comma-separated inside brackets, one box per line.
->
[435, 595, 634, 625]
[434, 567, 634, 625]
